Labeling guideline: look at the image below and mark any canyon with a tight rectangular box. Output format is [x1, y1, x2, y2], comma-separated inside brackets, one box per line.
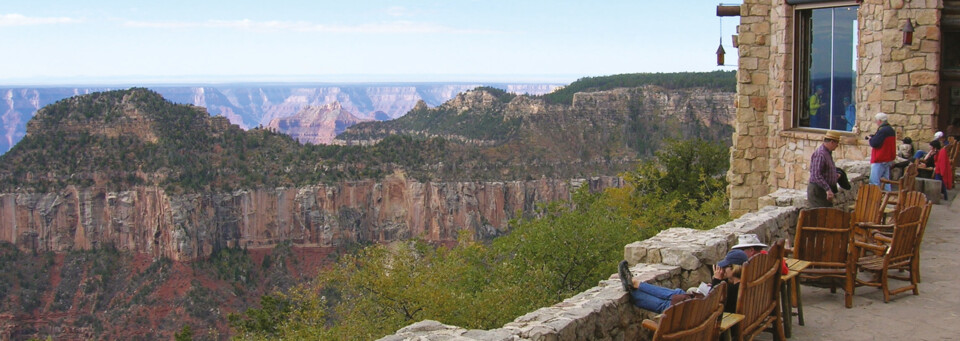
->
[0, 74, 735, 339]
[0, 83, 561, 154]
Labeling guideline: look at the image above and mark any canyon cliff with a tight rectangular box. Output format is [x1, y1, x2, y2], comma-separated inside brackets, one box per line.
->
[265, 102, 371, 145]
[0, 176, 621, 261]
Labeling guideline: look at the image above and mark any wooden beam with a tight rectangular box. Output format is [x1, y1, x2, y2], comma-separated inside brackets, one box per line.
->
[717, 5, 741, 17]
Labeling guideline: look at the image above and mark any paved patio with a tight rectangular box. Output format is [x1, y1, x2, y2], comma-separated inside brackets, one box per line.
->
[757, 191, 960, 340]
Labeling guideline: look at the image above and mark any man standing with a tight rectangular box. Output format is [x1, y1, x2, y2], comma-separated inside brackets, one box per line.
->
[868, 112, 897, 190]
[808, 130, 841, 207]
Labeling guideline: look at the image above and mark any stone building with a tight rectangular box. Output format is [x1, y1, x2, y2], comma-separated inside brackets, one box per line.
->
[725, 0, 960, 216]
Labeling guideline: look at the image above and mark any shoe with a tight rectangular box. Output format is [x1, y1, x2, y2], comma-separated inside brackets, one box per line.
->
[618, 260, 633, 292]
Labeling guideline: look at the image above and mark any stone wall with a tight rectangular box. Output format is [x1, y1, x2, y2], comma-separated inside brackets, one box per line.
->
[379, 188, 875, 340]
[727, 0, 943, 216]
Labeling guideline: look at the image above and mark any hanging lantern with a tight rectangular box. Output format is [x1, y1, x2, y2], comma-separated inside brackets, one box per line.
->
[716, 40, 726, 66]
[902, 19, 914, 46]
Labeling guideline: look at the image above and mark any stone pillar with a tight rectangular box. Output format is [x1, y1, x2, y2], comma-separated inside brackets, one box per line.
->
[728, 0, 777, 217]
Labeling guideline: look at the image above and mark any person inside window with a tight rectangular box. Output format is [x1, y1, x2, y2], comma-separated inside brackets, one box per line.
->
[809, 85, 825, 128]
[843, 97, 856, 131]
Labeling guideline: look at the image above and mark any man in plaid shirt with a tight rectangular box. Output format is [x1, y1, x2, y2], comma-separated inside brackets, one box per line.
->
[808, 131, 841, 207]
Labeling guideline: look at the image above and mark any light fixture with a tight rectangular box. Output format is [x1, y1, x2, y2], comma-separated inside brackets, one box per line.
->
[717, 39, 726, 66]
[902, 19, 914, 46]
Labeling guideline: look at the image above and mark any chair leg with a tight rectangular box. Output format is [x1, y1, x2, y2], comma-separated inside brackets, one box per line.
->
[795, 277, 805, 326]
[912, 261, 920, 295]
[774, 309, 786, 341]
[913, 255, 921, 283]
[845, 265, 856, 308]
[881, 268, 891, 303]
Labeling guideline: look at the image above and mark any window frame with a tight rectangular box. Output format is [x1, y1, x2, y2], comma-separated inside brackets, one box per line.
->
[792, 1, 860, 132]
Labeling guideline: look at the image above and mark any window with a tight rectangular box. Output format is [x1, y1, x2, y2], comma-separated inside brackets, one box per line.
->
[795, 4, 859, 131]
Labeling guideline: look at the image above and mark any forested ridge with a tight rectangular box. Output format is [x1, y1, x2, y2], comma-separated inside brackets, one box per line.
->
[541, 70, 736, 104]
[1, 71, 734, 194]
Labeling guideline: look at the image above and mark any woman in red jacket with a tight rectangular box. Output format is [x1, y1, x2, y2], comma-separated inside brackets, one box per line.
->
[934, 144, 953, 200]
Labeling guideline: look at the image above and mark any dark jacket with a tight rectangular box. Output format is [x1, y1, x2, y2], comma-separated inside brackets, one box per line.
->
[712, 277, 740, 313]
[869, 122, 897, 163]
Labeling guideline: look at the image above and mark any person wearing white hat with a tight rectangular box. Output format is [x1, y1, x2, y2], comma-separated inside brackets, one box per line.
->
[732, 234, 788, 275]
[867, 112, 896, 190]
[934, 131, 948, 146]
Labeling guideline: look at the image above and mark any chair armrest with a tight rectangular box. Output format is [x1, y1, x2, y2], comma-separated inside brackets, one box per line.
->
[856, 222, 894, 230]
[871, 233, 893, 243]
[853, 240, 887, 253]
[641, 319, 659, 332]
[879, 178, 899, 186]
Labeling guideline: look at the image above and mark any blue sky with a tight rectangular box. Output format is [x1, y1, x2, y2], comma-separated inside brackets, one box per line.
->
[0, 1, 740, 85]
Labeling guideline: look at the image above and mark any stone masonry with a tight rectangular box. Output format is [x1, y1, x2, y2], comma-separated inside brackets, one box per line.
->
[380, 170, 866, 341]
[380, 206, 805, 341]
[728, 0, 943, 216]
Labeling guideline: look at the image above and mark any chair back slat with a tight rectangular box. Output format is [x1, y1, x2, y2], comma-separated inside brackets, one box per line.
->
[902, 162, 918, 192]
[652, 281, 726, 341]
[795, 208, 852, 272]
[734, 241, 784, 340]
[852, 184, 886, 227]
[895, 191, 928, 215]
[885, 206, 922, 264]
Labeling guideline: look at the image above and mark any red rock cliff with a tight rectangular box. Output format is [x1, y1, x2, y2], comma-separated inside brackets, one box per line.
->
[0, 176, 621, 260]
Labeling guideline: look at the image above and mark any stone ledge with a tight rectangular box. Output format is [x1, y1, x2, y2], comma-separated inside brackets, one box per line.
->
[623, 205, 798, 289]
[915, 178, 942, 204]
[380, 202, 805, 341]
[758, 161, 868, 209]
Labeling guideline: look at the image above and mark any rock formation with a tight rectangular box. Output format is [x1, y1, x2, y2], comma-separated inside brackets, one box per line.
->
[0, 176, 621, 261]
[0, 84, 562, 154]
[265, 102, 371, 144]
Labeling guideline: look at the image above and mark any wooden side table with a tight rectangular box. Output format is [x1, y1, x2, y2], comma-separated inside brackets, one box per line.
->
[781, 258, 811, 338]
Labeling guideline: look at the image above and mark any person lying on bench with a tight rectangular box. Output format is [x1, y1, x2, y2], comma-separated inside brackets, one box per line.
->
[618, 249, 747, 313]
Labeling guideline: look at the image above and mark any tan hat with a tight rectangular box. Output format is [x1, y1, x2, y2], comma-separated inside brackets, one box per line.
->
[824, 130, 842, 141]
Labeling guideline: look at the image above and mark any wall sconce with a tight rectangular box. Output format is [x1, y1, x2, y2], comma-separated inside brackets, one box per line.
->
[716, 39, 726, 66]
[902, 19, 914, 46]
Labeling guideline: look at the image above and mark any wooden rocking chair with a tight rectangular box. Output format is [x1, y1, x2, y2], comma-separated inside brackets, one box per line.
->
[732, 240, 785, 341]
[850, 184, 887, 243]
[880, 162, 917, 205]
[793, 207, 856, 308]
[641, 281, 727, 341]
[858, 193, 932, 282]
[852, 206, 924, 304]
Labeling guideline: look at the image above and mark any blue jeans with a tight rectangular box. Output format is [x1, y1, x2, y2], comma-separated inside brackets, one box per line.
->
[630, 282, 685, 313]
[870, 162, 892, 191]
[935, 174, 948, 200]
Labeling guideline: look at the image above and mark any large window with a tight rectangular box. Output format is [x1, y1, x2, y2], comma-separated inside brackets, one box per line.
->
[795, 4, 858, 131]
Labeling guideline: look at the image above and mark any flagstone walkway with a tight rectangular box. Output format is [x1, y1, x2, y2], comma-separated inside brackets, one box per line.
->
[757, 190, 960, 340]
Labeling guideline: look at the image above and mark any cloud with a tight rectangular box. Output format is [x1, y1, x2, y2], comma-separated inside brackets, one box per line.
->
[123, 18, 498, 34]
[0, 13, 80, 26]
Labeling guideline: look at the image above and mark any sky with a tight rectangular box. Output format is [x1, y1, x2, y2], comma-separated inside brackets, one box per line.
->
[0, 1, 740, 85]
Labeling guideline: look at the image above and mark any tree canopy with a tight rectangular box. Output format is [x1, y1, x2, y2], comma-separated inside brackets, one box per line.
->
[228, 138, 731, 340]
